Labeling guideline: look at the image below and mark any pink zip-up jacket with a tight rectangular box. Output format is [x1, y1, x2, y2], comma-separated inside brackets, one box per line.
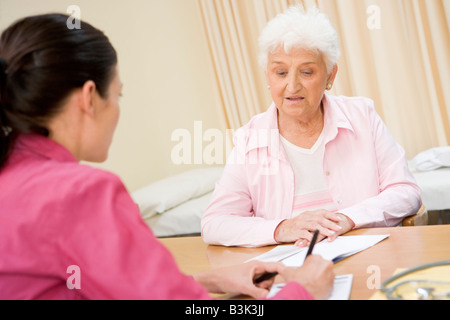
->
[201, 94, 422, 247]
[0, 133, 312, 300]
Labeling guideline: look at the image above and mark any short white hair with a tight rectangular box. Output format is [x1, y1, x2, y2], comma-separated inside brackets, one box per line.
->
[258, 5, 340, 74]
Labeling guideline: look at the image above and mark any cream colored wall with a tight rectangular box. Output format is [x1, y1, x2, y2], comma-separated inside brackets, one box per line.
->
[0, 0, 225, 192]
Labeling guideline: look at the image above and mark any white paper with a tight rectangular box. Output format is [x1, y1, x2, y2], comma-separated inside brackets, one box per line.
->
[249, 234, 389, 267]
[267, 274, 353, 300]
[248, 244, 306, 263]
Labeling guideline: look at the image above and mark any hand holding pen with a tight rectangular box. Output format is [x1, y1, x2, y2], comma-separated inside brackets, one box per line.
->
[254, 229, 334, 299]
[254, 229, 320, 284]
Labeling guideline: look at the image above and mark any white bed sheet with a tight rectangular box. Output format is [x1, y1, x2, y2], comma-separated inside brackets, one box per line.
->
[143, 191, 213, 237]
[132, 167, 223, 237]
[412, 167, 450, 211]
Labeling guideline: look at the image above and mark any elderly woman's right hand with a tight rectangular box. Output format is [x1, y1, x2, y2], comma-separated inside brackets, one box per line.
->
[274, 209, 343, 245]
[280, 255, 335, 300]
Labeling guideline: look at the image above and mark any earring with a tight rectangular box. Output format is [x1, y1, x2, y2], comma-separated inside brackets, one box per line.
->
[267, 85, 270, 90]
[326, 83, 332, 90]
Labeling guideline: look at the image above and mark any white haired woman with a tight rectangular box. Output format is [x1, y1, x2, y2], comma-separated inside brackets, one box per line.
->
[201, 6, 422, 248]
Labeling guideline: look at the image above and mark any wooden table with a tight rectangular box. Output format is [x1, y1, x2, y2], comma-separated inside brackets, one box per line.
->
[160, 225, 450, 300]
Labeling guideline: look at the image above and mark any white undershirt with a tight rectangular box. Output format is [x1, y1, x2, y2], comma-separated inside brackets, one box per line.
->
[280, 132, 337, 217]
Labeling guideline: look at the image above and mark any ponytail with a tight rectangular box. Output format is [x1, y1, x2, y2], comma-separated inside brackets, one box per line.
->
[0, 56, 13, 167]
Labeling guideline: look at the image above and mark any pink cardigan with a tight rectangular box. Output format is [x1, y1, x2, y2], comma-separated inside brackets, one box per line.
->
[201, 95, 422, 247]
[0, 133, 311, 300]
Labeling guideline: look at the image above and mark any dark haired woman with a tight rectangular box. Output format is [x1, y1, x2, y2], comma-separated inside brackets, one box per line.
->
[0, 14, 334, 299]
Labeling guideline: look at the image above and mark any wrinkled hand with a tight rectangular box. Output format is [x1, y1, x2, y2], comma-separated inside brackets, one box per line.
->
[274, 210, 355, 246]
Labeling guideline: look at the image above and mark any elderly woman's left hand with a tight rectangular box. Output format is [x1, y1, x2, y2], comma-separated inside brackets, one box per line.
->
[274, 210, 355, 246]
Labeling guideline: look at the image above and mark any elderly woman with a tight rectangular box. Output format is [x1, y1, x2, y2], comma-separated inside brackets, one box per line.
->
[201, 6, 422, 247]
[0, 13, 334, 299]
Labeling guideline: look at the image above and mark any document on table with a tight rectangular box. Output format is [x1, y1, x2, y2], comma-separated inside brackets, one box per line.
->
[248, 234, 389, 267]
[267, 274, 354, 300]
[259, 235, 387, 300]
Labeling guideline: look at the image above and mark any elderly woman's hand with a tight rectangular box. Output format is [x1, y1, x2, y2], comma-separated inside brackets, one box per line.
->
[273, 210, 355, 246]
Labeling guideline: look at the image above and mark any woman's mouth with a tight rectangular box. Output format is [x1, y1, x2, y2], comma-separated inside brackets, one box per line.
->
[285, 96, 304, 104]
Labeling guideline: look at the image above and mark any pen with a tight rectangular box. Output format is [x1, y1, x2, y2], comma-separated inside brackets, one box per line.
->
[254, 271, 278, 284]
[304, 229, 319, 262]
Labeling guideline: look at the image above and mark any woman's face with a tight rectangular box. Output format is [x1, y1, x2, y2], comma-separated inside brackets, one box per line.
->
[266, 46, 336, 122]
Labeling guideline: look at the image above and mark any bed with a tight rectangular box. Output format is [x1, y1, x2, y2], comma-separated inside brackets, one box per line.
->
[131, 167, 223, 237]
[410, 167, 450, 212]
[409, 146, 450, 224]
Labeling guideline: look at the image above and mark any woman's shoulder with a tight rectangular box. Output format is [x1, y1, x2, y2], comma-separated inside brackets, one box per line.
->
[38, 157, 120, 183]
[325, 94, 378, 120]
[61, 162, 124, 192]
[231, 104, 279, 153]
[327, 94, 375, 109]
[32, 160, 127, 205]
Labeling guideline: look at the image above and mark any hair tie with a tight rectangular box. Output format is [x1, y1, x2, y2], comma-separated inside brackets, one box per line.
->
[0, 57, 7, 85]
[0, 57, 7, 103]
[0, 57, 7, 73]
[0, 57, 7, 90]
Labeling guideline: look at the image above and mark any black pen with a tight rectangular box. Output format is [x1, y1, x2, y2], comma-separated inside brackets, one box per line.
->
[304, 229, 319, 262]
[254, 271, 278, 284]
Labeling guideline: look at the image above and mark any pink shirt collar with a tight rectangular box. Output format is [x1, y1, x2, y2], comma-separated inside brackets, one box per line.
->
[241, 94, 355, 159]
[13, 133, 77, 163]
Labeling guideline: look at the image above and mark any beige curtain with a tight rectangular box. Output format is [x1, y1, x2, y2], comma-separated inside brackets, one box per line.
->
[196, 0, 450, 159]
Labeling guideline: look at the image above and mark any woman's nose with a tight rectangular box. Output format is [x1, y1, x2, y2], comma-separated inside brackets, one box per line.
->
[286, 74, 302, 92]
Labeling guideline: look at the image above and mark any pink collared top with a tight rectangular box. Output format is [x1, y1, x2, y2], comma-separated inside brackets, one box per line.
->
[201, 94, 422, 247]
[0, 133, 311, 300]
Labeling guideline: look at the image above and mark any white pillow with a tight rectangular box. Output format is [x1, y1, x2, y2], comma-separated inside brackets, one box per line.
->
[131, 167, 223, 219]
[144, 192, 213, 237]
[410, 147, 450, 171]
